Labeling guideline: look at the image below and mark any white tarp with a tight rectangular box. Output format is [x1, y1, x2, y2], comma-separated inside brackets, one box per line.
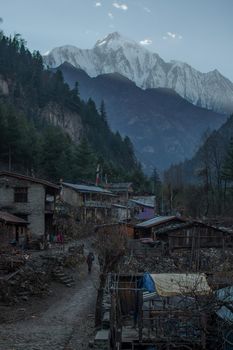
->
[150, 273, 211, 297]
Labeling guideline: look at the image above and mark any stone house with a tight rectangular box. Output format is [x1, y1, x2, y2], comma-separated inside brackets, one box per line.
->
[0, 171, 59, 237]
[130, 196, 156, 220]
[105, 182, 133, 203]
[60, 182, 116, 224]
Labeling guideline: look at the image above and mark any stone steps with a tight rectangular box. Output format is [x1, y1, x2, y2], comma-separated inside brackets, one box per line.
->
[52, 267, 75, 287]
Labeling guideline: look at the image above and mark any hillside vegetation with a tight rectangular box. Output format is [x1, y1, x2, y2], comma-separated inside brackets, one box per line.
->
[163, 115, 233, 216]
[0, 32, 148, 190]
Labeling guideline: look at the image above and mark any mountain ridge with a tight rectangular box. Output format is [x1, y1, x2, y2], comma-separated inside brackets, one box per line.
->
[55, 62, 227, 170]
[44, 32, 233, 114]
[0, 32, 142, 183]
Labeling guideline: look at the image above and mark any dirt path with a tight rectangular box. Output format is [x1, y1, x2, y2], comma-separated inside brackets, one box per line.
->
[0, 261, 98, 350]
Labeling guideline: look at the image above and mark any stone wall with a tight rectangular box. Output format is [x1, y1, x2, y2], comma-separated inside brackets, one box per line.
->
[0, 176, 46, 237]
[61, 186, 82, 207]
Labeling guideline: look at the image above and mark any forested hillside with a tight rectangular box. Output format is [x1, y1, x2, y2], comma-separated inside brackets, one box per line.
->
[55, 62, 225, 170]
[0, 32, 148, 188]
[163, 115, 233, 216]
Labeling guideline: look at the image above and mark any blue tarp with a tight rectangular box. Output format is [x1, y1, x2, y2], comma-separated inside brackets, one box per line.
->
[143, 273, 156, 293]
[216, 285, 233, 324]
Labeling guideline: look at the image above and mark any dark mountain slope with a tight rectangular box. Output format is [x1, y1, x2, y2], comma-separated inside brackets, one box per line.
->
[0, 33, 140, 182]
[171, 114, 233, 184]
[57, 62, 226, 170]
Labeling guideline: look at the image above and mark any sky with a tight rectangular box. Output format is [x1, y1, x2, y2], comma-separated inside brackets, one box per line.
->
[0, 0, 233, 81]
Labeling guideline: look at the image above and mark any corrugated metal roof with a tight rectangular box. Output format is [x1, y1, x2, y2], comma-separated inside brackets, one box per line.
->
[136, 216, 182, 228]
[216, 306, 233, 323]
[216, 285, 233, 302]
[108, 182, 132, 189]
[106, 183, 133, 192]
[112, 204, 127, 209]
[0, 211, 28, 225]
[216, 286, 233, 323]
[62, 182, 115, 196]
[130, 199, 155, 208]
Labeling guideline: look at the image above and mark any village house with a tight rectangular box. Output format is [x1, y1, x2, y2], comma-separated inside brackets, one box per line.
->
[154, 220, 231, 252]
[0, 171, 59, 237]
[130, 196, 156, 220]
[60, 182, 117, 224]
[105, 182, 133, 203]
[132, 216, 233, 271]
[0, 211, 28, 246]
[134, 215, 185, 239]
[112, 203, 130, 221]
[134, 215, 232, 251]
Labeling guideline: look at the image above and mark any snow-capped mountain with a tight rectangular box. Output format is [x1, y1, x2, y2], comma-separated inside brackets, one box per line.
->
[44, 32, 233, 114]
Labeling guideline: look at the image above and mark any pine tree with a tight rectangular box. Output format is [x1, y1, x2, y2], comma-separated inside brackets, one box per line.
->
[100, 100, 107, 123]
[222, 139, 233, 181]
[74, 138, 97, 181]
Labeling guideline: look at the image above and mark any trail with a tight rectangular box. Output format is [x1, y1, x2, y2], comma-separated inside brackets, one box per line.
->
[0, 262, 98, 350]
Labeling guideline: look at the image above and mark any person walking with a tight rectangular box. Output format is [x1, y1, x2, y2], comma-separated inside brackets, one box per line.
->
[86, 252, 95, 273]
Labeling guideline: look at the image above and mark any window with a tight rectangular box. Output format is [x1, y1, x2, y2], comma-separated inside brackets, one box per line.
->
[14, 187, 28, 203]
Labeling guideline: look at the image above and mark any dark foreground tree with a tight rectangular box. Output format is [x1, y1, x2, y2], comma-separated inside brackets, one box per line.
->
[94, 227, 126, 327]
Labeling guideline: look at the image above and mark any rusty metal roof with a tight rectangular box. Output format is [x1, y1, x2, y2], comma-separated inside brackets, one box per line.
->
[0, 211, 28, 225]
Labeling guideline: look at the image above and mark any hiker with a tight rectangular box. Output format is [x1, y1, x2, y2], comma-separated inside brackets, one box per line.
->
[86, 252, 95, 273]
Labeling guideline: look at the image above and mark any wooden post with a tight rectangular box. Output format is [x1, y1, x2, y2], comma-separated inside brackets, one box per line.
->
[138, 290, 143, 342]
[222, 233, 225, 259]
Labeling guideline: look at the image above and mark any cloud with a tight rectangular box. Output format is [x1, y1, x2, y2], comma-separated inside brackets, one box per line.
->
[95, 2, 102, 7]
[139, 38, 152, 46]
[144, 7, 151, 13]
[163, 32, 183, 40]
[112, 2, 128, 11]
[108, 12, 114, 19]
[167, 31, 176, 39]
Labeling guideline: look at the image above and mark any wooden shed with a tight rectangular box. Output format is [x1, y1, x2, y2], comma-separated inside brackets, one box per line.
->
[0, 211, 28, 246]
[134, 216, 186, 239]
[155, 221, 230, 251]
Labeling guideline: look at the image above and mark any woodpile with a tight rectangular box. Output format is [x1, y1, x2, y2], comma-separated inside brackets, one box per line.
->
[0, 244, 85, 304]
[0, 263, 50, 304]
[0, 247, 27, 274]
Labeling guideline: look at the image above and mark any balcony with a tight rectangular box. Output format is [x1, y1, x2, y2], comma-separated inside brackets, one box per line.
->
[82, 200, 112, 208]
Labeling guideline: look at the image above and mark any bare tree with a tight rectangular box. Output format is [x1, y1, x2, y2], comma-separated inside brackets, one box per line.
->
[94, 226, 127, 327]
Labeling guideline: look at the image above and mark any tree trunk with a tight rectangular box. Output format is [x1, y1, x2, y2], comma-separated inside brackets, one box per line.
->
[95, 272, 107, 328]
[8, 146, 12, 171]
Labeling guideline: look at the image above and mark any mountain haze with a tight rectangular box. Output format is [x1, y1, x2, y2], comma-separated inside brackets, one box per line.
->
[44, 32, 233, 114]
[168, 114, 233, 184]
[56, 62, 226, 170]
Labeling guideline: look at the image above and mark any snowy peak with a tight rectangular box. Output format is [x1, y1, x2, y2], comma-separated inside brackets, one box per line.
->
[95, 31, 122, 47]
[95, 32, 138, 48]
[43, 33, 233, 114]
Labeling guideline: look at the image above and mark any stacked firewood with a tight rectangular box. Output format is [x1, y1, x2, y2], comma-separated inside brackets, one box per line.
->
[0, 244, 86, 304]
